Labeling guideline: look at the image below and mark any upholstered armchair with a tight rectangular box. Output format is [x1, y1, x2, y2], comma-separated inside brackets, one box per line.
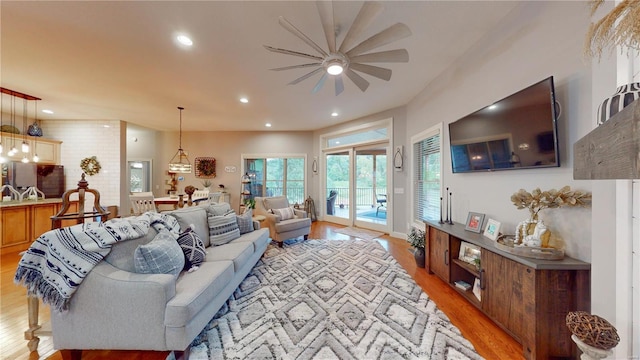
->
[254, 196, 311, 247]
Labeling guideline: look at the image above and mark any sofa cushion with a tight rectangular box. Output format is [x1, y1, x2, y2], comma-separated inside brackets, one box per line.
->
[206, 202, 233, 216]
[275, 217, 312, 233]
[208, 213, 240, 246]
[165, 261, 234, 327]
[166, 207, 210, 247]
[104, 228, 158, 272]
[176, 226, 206, 272]
[236, 208, 254, 234]
[133, 229, 184, 278]
[205, 241, 254, 272]
[233, 228, 270, 253]
[263, 196, 289, 211]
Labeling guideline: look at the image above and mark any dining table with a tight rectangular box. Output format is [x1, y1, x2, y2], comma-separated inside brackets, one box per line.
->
[154, 195, 208, 210]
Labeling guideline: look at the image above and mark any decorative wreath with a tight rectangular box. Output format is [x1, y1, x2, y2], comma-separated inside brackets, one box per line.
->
[80, 156, 101, 176]
[195, 157, 216, 178]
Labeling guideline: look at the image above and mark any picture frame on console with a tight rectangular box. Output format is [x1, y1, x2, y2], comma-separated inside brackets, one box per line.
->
[459, 241, 481, 265]
[483, 218, 501, 241]
[464, 212, 485, 233]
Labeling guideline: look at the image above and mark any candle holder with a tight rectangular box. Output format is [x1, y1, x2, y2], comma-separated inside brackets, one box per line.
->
[438, 196, 444, 224]
[447, 191, 453, 225]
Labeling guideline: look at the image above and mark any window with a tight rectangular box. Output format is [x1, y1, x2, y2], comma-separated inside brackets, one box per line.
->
[412, 125, 442, 224]
[244, 156, 305, 205]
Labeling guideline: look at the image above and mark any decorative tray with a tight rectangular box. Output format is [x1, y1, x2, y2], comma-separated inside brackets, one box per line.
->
[494, 236, 565, 260]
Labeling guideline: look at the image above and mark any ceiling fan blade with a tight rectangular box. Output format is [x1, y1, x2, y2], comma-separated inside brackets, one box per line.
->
[316, 1, 336, 53]
[338, 1, 383, 54]
[312, 73, 328, 93]
[350, 63, 392, 81]
[335, 76, 344, 96]
[288, 67, 324, 85]
[350, 49, 409, 63]
[345, 68, 370, 92]
[270, 63, 322, 71]
[278, 16, 328, 57]
[345, 23, 412, 57]
[264, 45, 323, 61]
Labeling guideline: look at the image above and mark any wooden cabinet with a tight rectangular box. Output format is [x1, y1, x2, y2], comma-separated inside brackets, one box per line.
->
[425, 221, 590, 360]
[0, 131, 61, 164]
[1, 206, 30, 247]
[0, 200, 78, 254]
[427, 226, 450, 282]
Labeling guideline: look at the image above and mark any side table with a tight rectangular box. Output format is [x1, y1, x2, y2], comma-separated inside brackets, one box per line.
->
[252, 215, 266, 228]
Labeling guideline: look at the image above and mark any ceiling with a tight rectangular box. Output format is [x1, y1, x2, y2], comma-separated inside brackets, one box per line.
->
[0, 1, 519, 132]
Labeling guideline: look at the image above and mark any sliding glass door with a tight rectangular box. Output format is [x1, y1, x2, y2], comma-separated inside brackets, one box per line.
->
[324, 145, 389, 232]
[354, 145, 387, 230]
[325, 150, 351, 225]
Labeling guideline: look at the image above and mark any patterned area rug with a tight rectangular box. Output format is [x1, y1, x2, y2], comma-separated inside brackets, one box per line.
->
[177, 239, 483, 360]
[333, 226, 384, 241]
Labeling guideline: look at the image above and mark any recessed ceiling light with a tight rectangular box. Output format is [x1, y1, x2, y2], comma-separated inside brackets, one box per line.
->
[265, 123, 272, 128]
[335, 141, 340, 144]
[331, 112, 338, 117]
[176, 35, 193, 46]
[103, 125, 110, 128]
[42, 109, 53, 114]
[240, 97, 249, 104]
[488, 104, 497, 110]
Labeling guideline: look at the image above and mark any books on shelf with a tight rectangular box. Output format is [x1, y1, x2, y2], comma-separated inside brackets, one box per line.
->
[473, 278, 482, 301]
[454, 280, 472, 291]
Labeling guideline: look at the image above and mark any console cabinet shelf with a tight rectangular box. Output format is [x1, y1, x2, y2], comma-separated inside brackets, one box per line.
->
[425, 221, 590, 360]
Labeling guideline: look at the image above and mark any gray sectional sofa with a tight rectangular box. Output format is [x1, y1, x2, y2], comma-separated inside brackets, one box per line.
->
[50, 204, 270, 356]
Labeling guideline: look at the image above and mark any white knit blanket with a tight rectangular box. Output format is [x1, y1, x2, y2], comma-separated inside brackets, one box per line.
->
[14, 212, 180, 312]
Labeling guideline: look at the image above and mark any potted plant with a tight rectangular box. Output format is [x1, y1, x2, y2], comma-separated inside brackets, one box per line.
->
[407, 227, 426, 268]
[243, 198, 256, 210]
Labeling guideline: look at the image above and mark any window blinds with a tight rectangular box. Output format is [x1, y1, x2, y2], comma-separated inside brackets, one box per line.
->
[413, 131, 441, 223]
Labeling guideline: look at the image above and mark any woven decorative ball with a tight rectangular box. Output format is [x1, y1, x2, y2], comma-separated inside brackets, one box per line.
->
[566, 311, 620, 350]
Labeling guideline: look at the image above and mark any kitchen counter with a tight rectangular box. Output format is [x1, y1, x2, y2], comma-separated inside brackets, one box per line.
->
[0, 198, 79, 254]
[0, 198, 69, 208]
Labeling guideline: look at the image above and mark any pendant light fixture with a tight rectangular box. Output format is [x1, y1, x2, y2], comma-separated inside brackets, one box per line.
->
[32, 100, 39, 163]
[168, 106, 192, 173]
[21, 98, 30, 163]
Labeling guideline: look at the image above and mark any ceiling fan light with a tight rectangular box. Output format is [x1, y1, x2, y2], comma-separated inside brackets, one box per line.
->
[327, 63, 343, 75]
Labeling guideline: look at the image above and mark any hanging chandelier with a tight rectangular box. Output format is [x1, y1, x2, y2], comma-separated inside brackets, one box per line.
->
[168, 106, 192, 173]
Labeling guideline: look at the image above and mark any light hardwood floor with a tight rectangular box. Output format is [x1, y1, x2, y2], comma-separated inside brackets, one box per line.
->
[1, 221, 523, 360]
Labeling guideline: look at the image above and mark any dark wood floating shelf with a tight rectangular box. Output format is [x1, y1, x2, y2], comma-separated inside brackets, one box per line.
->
[425, 221, 590, 360]
[574, 99, 640, 179]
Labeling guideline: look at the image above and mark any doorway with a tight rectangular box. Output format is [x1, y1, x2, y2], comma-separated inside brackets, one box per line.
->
[128, 160, 152, 193]
[321, 120, 392, 233]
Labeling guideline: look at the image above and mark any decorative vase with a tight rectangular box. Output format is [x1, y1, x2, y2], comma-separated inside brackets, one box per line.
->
[414, 248, 425, 268]
[597, 82, 640, 125]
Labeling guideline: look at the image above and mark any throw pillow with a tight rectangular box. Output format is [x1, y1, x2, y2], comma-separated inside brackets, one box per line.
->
[207, 202, 233, 216]
[133, 229, 184, 278]
[271, 206, 295, 220]
[208, 213, 240, 246]
[176, 225, 207, 272]
[236, 208, 254, 235]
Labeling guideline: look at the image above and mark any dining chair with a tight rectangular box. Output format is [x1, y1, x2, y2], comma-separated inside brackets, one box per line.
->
[129, 192, 157, 215]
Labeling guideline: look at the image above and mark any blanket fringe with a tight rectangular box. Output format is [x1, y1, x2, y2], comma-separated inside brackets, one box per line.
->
[15, 267, 70, 311]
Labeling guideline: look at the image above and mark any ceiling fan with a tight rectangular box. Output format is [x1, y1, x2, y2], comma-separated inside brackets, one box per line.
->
[264, 1, 411, 96]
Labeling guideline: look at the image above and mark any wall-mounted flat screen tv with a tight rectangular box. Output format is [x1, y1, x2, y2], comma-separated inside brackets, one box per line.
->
[448, 76, 559, 173]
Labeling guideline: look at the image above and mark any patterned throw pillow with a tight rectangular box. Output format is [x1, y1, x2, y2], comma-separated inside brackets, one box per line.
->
[208, 213, 241, 246]
[176, 225, 207, 272]
[236, 208, 254, 235]
[134, 229, 184, 278]
[271, 206, 295, 220]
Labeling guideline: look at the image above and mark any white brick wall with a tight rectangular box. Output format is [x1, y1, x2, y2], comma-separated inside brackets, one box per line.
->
[41, 120, 122, 211]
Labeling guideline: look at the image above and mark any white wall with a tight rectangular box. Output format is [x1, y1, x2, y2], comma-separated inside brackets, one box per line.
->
[42, 119, 122, 211]
[406, 1, 593, 261]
